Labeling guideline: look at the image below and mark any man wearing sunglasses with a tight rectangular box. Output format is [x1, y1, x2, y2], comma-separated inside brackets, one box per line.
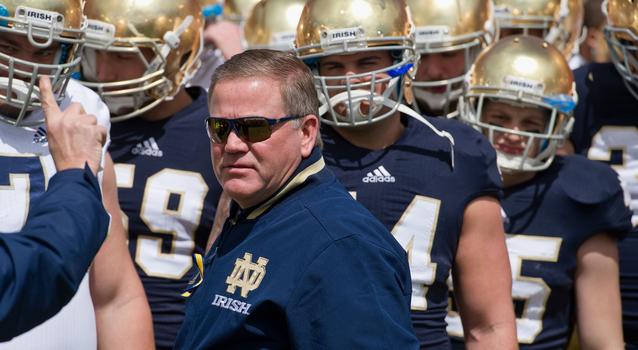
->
[174, 49, 419, 349]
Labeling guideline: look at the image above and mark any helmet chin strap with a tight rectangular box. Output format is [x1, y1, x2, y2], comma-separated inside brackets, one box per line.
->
[397, 103, 455, 169]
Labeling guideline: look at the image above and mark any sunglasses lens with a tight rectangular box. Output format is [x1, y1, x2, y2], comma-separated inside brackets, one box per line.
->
[209, 118, 230, 143]
[239, 118, 272, 142]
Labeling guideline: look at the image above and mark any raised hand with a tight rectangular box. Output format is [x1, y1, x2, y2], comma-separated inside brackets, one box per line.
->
[40, 76, 107, 175]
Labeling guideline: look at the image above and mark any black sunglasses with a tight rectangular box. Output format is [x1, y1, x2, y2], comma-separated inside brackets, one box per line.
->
[205, 115, 304, 143]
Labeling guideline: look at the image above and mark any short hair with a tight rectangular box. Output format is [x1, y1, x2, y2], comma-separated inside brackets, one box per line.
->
[208, 49, 321, 147]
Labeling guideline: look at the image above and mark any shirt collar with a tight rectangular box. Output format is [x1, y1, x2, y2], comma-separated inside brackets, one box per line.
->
[228, 147, 326, 221]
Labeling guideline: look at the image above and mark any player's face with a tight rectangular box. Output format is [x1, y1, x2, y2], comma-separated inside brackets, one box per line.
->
[317, 51, 394, 117]
[0, 33, 60, 117]
[415, 50, 465, 93]
[0, 34, 60, 68]
[318, 51, 394, 90]
[210, 77, 310, 208]
[482, 101, 548, 158]
[90, 49, 152, 83]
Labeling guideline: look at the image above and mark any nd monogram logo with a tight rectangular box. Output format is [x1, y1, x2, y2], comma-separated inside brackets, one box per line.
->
[225, 252, 269, 298]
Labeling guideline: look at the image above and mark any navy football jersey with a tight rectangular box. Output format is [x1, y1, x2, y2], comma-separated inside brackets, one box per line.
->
[571, 62, 638, 346]
[108, 88, 222, 348]
[321, 115, 501, 349]
[448, 155, 632, 349]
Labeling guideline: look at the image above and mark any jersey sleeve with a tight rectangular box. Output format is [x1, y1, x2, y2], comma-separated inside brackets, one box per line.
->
[286, 235, 418, 350]
[0, 167, 110, 341]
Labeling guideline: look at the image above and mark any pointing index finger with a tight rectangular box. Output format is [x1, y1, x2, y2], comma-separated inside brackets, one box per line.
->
[39, 76, 61, 117]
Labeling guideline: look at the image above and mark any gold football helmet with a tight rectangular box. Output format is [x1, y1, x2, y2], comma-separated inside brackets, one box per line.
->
[407, 0, 494, 118]
[294, 0, 415, 127]
[224, 0, 262, 23]
[79, 0, 203, 121]
[605, 0, 638, 100]
[0, 0, 86, 126]
[494, 0, 584, 59]
[459, 35, 576, 172]
[243, 0, 306, 51]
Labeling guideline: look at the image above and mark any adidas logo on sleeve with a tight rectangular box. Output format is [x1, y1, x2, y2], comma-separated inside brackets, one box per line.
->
[362, 165, 395, 183]
[32, 127, 48, 144]
[131, 137, 164, 157]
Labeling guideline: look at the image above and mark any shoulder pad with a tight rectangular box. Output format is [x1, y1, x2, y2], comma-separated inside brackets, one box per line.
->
[557, 155, 622, 205]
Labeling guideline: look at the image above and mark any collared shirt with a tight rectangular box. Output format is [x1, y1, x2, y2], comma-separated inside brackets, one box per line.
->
[174, 147, 419, 349]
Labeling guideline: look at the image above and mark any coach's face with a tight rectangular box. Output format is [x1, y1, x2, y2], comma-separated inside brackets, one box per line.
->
[210, 77, 317, 208]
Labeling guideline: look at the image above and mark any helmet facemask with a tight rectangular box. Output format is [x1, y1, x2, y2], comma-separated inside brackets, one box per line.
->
[605, 26, 638, 100]
[294, 0, 417, 128]
[411, 34, 488, 118]
[0, 6, 85, 126]
[80, 17, 202, 122]
[406, 0, 497, 118]
[460, 88, 574, 172]
[300, 36, 416, 127]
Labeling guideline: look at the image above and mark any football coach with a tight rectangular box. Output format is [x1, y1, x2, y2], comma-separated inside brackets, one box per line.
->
[174, 49, 419, 349]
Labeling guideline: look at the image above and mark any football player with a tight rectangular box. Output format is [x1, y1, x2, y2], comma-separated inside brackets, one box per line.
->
[0, 0, 153, 349]
[453, 35, 630, 349]
[294, 0, 517, 348]
[76, 1, 222, 348]
[405, 0, 494, 118]
[493, 0, 584, 60]
[566, 1, 638, 348]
